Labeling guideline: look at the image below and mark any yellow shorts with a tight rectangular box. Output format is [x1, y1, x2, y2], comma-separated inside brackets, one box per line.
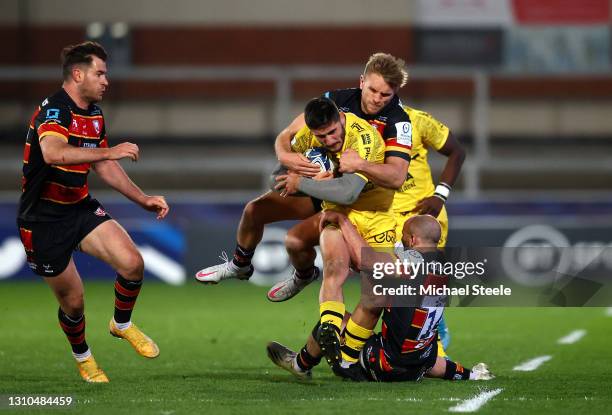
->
[394, 205, 448, 248]
[327, 208, 396, 248]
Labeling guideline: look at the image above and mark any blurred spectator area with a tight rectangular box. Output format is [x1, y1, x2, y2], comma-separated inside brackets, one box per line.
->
[1, 0, 611, 196]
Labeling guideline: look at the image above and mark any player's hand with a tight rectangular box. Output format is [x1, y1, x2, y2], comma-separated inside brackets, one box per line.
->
[108, 142, 139, 162]
[339, 149, 364, 173]
[141, 195, 169, 219]
[279, 153, 321, 177]
[313, 171, 333, 181]
[413, 196, 444, 217]
[319, 210, 347, 231]
[275, 172, 301, 197]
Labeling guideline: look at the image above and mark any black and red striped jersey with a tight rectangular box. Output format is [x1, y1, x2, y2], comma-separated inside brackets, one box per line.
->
[379, 251, 446, 365]
[323, 88, 412, 162]
[18, 89, 108, 221]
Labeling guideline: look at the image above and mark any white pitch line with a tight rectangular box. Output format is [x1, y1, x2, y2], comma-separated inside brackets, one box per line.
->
[448, 388, 503, 413]
[557, 329, 586, 345]
[513, 355, 552, 371]
[606, 307, 612, 317]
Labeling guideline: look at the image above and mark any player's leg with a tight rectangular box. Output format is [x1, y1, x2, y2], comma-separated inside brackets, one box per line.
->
[427, 357, 494, 381]
[340, 303, 380, 365]
[44, 260, 108, 383]
[316, 225, 351, 365]
[196, 191, 316, 283]
[267, 212, 322, 302]
[79, 219, 159, 358]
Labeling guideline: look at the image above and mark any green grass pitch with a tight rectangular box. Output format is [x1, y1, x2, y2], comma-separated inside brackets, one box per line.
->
[1, 281, 610, 414]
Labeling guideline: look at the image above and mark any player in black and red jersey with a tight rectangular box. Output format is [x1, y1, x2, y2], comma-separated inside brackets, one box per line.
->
[17, 41, 169, 383]
[267, 213, 493, 382]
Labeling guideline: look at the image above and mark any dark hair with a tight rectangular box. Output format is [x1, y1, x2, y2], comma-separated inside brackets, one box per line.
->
[61, 41, 108, 79]
[304, 97, 340, 130]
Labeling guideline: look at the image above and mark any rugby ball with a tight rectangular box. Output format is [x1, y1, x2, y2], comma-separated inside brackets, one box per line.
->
[304, 147, 335, 173]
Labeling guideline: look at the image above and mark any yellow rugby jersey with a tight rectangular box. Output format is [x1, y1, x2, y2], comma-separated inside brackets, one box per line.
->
[392, 106, 450, 213]
[291, 112, 394, 212]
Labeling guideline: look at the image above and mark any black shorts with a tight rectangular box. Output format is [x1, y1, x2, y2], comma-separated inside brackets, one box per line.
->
[359, 334, 438, 382]
[16, 198, 112, 277]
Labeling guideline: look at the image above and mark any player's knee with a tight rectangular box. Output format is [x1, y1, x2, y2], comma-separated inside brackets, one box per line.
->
[285, 231, 308, 254]
[60, 293, 84, 316]
[242, 199, 261, 225]
[118, 250, 144, 280]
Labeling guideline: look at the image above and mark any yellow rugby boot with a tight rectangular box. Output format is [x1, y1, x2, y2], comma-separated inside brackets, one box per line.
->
[109, 319, 160, 358]
[76, 355, 109, 383]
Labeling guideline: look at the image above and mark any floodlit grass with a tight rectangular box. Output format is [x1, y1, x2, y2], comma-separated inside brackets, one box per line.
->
[1, 281, 610, 414]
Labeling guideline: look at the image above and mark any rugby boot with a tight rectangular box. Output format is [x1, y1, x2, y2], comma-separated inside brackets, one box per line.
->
[266, 341, 312, 380]
[267, 267, 320, 302]
[195, 252, 253, 284]
[471, 363, 495, 380]
[109, 319, 159, 358]
[76, 355, 109, 383]
[316, 322, 342, 367]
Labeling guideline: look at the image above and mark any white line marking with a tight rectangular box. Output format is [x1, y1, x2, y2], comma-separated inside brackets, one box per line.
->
[557, 329, 586, 345]
[513, 355, 552, 371]
[448, 388, 503, 413]
[606, 307, 612, 317]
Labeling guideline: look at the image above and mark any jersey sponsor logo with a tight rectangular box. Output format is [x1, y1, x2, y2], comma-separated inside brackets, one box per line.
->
[71, 119, 79, 129]
[92, 120, 101, 135]
[45, 109, 60, 120]
[395, 122, 412, 147]
[372, 230, 395, 244]
[361, 133, 371, 145]
[351, 122, 365, 133]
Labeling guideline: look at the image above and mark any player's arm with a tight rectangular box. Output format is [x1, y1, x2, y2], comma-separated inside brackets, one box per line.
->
[275, 172, 366, 205]
[340, 118, 412, 189]
[274, 113, 320, 177]
[414, 132, 465, 216]
[339, 151, 408, 189]
[39, 135, 139, 165]
[92, 159, 169, 219]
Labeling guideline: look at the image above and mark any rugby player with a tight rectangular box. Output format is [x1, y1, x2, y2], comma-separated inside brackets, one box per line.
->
[16, 42, 169, 383]
[274, 97, 397, 348]
[269, 65, 465, 351]
[194, 53, 411, 286]
[267, 212, 493, 382]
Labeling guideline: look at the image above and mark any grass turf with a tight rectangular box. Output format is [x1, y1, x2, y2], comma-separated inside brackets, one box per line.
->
[0, 280, 610, 414]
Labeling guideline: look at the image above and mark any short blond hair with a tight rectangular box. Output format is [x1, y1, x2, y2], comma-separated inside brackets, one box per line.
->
[363, 52, 409, 89]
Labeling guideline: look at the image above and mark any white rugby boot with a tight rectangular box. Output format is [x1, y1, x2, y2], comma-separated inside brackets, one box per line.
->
[266, 341, 312, 380]
[194, 252, 253, 284]
[267, 267, 320, 302]
[471, 363, 494, 380]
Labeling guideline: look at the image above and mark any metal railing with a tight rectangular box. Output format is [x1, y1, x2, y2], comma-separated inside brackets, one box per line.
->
[1, 65, 611, 197]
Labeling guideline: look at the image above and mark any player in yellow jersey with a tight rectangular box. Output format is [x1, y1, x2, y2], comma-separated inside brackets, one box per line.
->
[275, 97, 396, 365]
[338, 106, 465, 349]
